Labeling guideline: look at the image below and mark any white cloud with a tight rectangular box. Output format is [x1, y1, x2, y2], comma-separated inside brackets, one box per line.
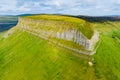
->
[18, 6, 31, 12]
[0, 0, 120, 15]
[0, 0, 17, 11]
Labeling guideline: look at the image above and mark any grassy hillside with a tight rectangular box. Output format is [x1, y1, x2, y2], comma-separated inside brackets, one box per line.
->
[0, 15, 120, 80]
[0, 28, 95, 80]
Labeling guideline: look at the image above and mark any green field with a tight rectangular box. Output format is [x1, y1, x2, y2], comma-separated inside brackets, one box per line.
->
[0, 15, 120, 80]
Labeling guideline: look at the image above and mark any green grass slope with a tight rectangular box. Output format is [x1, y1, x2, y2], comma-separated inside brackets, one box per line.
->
[93, 22, 120, 80]
[0, 28, 95, 80]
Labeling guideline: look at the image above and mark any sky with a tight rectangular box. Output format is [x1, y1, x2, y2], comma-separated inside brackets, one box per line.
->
[0, 0, 120, 16]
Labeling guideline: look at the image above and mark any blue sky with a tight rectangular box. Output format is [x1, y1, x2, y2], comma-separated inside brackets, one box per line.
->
[0, 0, 120, 16]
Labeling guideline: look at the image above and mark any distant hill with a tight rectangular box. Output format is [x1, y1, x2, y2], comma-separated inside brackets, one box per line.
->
[76, 15, 120, 22]
[0, 16, 18, 32]
[17, 14, 34, 16]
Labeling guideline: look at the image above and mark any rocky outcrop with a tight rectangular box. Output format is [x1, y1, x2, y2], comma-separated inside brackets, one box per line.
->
[17, 17, 99, 52]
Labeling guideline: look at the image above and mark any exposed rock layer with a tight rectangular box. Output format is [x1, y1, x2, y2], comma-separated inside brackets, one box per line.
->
[17, 18, 99, 51]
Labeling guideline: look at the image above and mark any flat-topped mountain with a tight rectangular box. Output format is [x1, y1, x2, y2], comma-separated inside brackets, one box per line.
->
[17, 15, 99, 54]
[0, 14, 120, 80]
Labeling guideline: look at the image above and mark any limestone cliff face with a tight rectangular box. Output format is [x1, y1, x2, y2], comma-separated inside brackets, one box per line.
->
[54, 30, 99, 50]
[17, 18, 99, 51]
